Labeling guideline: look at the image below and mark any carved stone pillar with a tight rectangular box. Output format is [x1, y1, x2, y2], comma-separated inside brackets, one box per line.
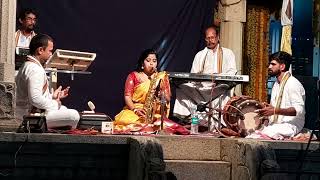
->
[0, 0, 18, 131]
[218, 0, 246, 95]
[0, 0, 16, 82]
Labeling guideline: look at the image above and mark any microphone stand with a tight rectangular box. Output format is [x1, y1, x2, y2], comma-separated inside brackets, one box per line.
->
[218, 95, 222, 131]
[160, 91, 166, 130]
[157, 91, 167, 135]
[199, 95, 222, 133]
[196, 82, 237, 132]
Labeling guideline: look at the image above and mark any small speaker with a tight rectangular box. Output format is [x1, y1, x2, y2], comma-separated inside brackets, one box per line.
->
[296, 76, 319, 129]
[18, 115, 47, 133]
[78, 112, 113, 131]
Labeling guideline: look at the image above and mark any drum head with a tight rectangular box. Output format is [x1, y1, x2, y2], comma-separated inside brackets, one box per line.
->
[223, 96, 264, 137]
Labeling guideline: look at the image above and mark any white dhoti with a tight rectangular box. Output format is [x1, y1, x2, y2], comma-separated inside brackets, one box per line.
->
[261, 123, 298, 139]
[45, 105, 80, 129]
[16, 105, 80, 129]
[173, 82, 231, 130]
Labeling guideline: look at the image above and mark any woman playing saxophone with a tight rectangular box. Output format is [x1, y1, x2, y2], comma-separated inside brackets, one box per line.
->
[114, 49, 171, 126]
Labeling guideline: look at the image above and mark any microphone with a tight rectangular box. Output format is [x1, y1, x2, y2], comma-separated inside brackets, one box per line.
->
[197, 103, 207, 112]
[88, 101, 95, 112]
[196, 83, 231, 112]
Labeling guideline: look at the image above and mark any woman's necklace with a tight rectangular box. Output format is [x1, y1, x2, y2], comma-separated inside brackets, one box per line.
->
[141, 71, 152, 80]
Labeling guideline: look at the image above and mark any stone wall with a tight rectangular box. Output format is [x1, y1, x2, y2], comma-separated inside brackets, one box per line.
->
[0, 82, 15, 119]
[0, 133, 169, 180]
[0, 142, 129, 179]
[0, 0, 18, 131]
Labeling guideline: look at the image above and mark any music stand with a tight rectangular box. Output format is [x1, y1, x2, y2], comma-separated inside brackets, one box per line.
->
[45, 49, 96, 88]
[46, 49, 96, 71]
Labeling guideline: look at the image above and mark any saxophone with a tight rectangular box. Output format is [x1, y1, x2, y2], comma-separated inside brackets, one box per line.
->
[143, 72, 163, 124]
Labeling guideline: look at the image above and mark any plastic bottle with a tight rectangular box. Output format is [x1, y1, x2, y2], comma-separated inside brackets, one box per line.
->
[190, 106, 199, 134]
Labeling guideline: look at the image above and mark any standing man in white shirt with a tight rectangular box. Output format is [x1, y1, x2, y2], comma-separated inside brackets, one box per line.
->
[16, 34, 80, 129]
[15, 8, 37, 48]
[173, 26, 237, 130]
[258, 51, 305, 139]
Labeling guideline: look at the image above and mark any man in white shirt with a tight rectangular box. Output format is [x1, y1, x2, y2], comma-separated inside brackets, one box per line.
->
[16, 34, 80, 129]
[173, 26, 237, 130]
[15, 9, 37, 48]
[258, 51, 305, 139]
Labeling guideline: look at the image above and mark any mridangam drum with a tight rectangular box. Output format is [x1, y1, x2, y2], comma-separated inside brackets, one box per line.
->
[222, 96, 265, 137]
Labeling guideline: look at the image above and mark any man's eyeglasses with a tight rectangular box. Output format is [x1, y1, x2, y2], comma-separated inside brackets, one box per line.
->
[25, 17, 37, 22]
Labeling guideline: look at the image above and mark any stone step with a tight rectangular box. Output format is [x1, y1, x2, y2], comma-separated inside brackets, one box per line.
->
[156, 136, 226, 160]
[165, 160, 231, 180]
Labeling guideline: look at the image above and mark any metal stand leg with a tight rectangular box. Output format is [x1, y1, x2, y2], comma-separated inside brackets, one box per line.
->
[157, 92, 167, 135]
[207, 107, 212, 132]
[218, 95, 222, 131]
[207, 95, 223, 133]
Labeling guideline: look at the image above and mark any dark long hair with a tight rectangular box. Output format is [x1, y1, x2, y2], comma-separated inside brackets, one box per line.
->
[135, 49, 158, 72]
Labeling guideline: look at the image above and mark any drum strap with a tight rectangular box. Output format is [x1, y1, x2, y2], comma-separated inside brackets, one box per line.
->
[272, 71, 291, 123]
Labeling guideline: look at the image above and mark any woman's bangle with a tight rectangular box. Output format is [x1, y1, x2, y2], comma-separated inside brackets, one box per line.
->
[133, 108, 138, 114]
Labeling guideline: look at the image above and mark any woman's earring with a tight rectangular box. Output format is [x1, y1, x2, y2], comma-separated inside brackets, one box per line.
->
[141, 66, 144, 69]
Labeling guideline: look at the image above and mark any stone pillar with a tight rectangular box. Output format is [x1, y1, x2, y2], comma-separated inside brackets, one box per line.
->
[0, 0, 18, 131]
[218, 0, 246, 95]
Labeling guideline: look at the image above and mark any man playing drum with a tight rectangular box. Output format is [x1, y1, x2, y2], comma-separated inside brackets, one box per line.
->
[257, 51, 305, 139]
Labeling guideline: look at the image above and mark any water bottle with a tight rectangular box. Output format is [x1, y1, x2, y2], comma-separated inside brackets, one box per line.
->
[190, 106, 199, 134]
